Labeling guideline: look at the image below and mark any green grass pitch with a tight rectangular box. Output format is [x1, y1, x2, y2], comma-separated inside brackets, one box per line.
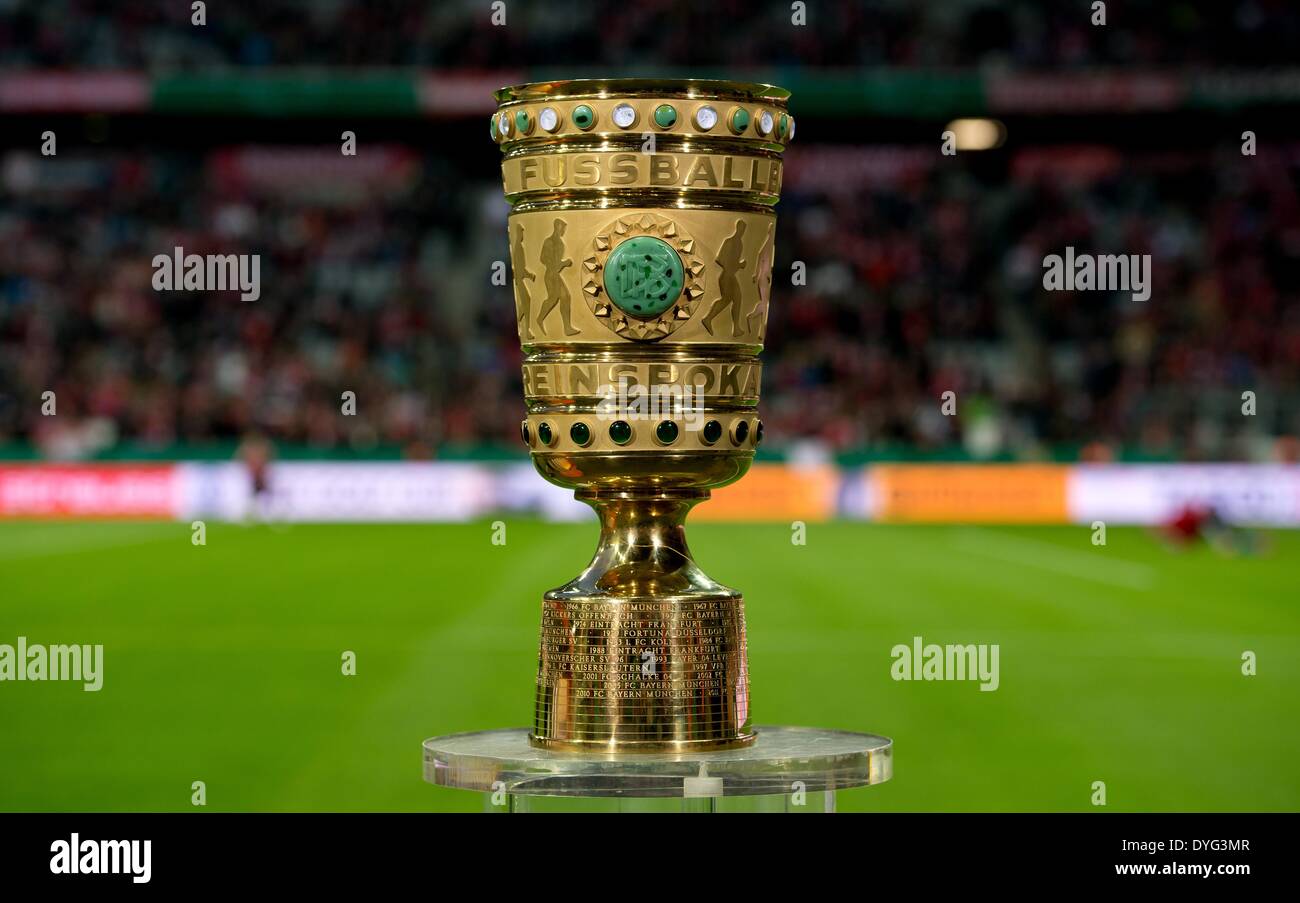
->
[1, 520, 1296, 812]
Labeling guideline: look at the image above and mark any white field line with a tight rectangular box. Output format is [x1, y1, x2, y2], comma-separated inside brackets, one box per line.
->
[0, 523, 178, 562]
[950, 528, 1157, 591]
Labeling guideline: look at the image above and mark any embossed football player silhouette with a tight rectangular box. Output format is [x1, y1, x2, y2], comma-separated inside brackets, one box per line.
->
[746, 222, 774, 338]
[537, 219, 579, 337]
[702, 220, 747, 337]
[511, 224, 537, 340]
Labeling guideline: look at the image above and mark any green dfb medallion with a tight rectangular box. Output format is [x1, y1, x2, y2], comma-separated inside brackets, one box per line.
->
[603, 235, 685, 318]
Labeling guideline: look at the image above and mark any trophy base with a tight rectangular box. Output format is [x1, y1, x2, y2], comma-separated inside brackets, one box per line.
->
[423, 725, 891, 810]
[527, 732, 756, 754]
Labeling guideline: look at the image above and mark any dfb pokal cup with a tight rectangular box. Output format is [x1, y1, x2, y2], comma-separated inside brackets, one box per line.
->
[491, 79, 792, 751]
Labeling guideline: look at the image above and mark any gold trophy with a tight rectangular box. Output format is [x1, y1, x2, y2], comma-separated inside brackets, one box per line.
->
[424, 79, 890, 809]
[491, 79, 790, 751]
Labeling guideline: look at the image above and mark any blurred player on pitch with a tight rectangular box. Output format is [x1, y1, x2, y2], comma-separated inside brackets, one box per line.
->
[237, 432, 276, 523]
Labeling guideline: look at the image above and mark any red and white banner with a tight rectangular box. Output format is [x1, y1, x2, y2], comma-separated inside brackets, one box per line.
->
[0, 465, 181, 518]
[0, 72, 149, 112]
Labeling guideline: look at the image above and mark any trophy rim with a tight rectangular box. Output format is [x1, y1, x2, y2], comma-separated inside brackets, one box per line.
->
[494, 77, 791, 105]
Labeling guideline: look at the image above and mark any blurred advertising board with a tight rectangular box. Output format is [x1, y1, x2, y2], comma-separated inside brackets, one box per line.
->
[0, 465, 180, 518]
[0, 462, 1297, 525]
[864, 464, 1070, 524]
[176, 462, 499, 522]
[1067, 464, 1300, 527]
[858, 464, 1300, 526]
[695, 463, 838, 522]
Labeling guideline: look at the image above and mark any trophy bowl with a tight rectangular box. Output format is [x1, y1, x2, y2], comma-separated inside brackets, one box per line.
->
[491, 78, 793, 752]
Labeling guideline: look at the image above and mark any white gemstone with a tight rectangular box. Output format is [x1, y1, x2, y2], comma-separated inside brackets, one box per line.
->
[694, 105, 718, 130]
[788, 117, 795, 141]
[758, 110, 774, 135]
[612, 103, 636, 128]
[498, 112, 511, 135]
[539, 107, 558, 132]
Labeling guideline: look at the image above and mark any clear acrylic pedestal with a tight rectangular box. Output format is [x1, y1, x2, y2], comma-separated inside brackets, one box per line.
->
[423, 725, 892, 813]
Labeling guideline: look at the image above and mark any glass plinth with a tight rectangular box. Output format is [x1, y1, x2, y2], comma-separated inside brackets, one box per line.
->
[423, 725, 891, 811]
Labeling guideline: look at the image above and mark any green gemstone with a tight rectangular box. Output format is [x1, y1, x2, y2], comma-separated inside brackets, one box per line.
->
[731, 107, 750, 133]
[489, 116, 499, 141]
[603, 236, 685, 319]
[654, 104, 677, 128]
[520, 420, 530, 445]
[703, 420, 722, 444]
[515, 110, 530, 133]
[609, 420, 633, 445]
[734, 420, 749, 444]
[755, 420, 764, 445]
[778, 114, 788, 138]
[656, 421, 679, 444]
[537, 422, 553, 446]
[570, 422, 591, 446]
[572, 104, 594, 129]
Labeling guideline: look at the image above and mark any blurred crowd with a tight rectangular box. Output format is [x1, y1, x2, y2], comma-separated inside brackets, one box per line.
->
[2, 0, 1298, 70]
[772, 146, 1300, 460]
[1, 139, 1297, 462]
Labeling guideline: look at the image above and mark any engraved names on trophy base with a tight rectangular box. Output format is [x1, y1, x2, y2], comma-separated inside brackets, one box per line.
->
[534, 596, 751, 747]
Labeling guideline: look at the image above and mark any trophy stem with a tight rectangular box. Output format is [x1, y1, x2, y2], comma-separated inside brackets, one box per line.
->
[530, 488, 755, 753]
[567, 489, 725, 599]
